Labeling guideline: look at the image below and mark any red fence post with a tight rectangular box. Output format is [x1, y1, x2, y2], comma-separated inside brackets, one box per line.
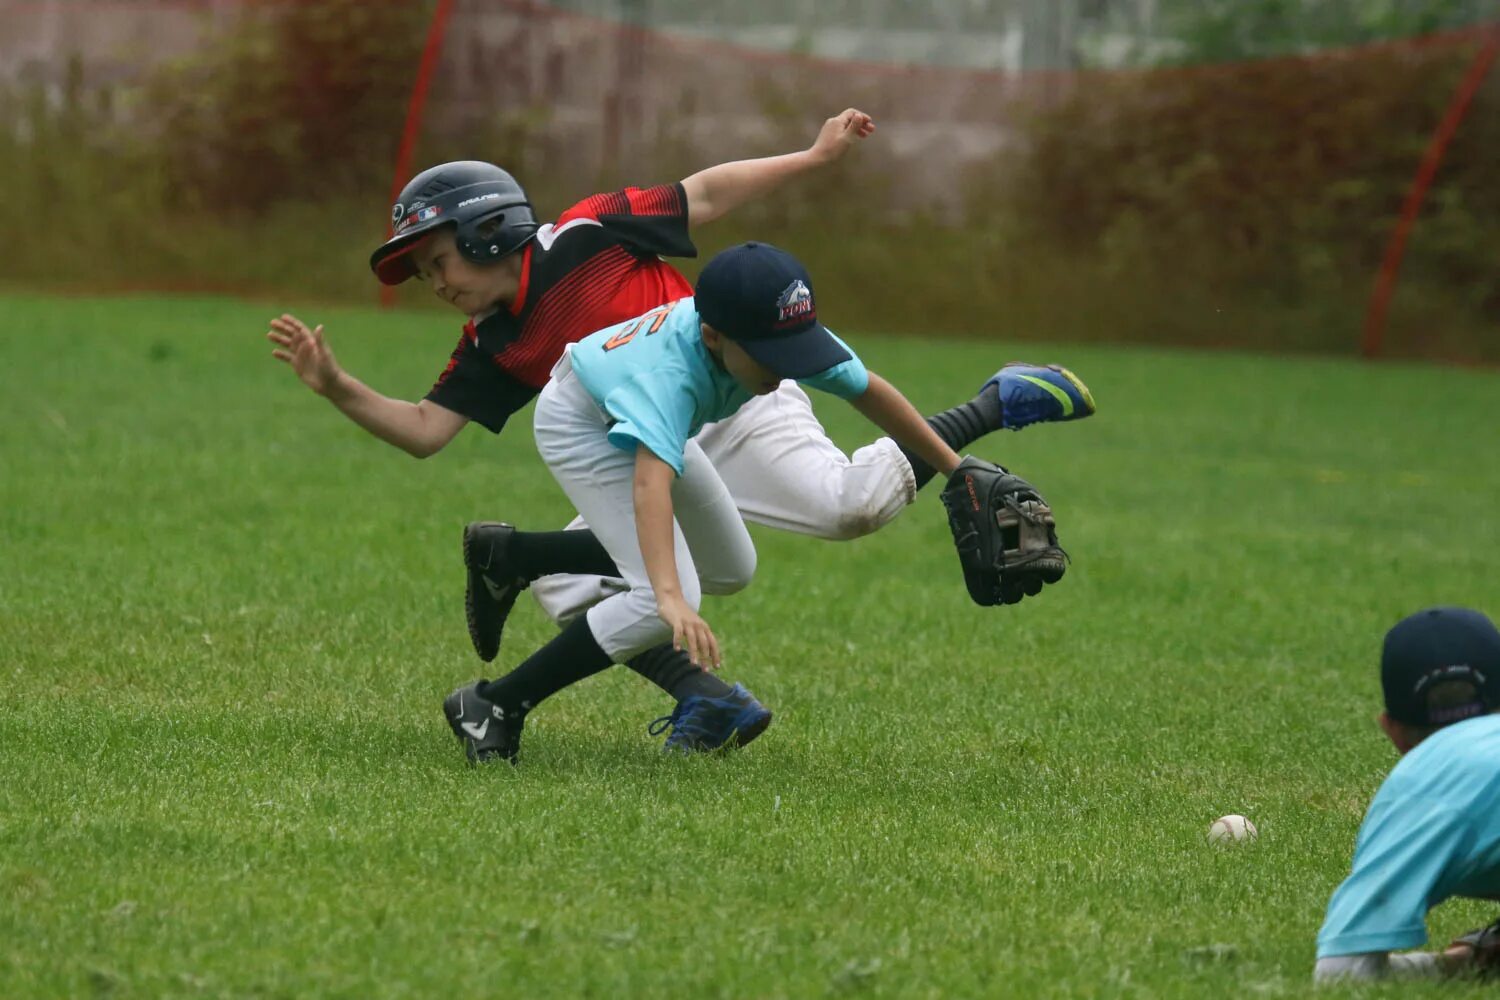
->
[1362, 25, 1500, 359]
[380, 0, 457, 309]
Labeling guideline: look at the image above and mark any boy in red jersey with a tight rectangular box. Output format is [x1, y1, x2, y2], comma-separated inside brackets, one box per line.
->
[267, 110, 1095, 752]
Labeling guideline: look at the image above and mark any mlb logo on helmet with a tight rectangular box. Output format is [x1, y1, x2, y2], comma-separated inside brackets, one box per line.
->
[393, 205, 442, 234]
[775, 279, 816, 329]
[391, 201, 439, 226]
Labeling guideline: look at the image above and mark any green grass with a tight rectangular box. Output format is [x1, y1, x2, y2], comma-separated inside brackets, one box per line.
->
[1, 291, 1498, 998]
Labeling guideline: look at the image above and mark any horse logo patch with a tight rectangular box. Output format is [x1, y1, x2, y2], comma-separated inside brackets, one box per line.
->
[775, 279, 815, 328]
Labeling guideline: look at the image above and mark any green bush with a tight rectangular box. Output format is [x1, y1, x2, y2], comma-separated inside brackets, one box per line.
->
[3, 7, 1494, 361]
[142, 0, 428, 211]
[984, 36, 1499, 356]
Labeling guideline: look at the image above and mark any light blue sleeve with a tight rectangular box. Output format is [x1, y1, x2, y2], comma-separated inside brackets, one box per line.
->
[1316, 799, 1476, 958]
[601, 374, 698, 476]
[796, 330, 869, 400]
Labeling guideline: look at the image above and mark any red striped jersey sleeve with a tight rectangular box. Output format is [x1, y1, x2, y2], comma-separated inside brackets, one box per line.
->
[555, 182, 696, 259]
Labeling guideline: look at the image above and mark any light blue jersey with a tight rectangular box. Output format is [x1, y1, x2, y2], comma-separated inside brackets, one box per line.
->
[567, 297, 869, 475]
[1316, 713, 1500, 958]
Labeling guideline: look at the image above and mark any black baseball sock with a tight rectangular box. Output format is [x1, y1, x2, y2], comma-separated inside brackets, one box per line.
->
[899, 384, 1005, 490]
[509, 529, 620, 580]
[626, 643, 733, 702]
[477, 616, 614, 711]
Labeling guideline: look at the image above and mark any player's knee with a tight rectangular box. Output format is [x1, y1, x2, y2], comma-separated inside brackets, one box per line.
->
[823, 500, 889, 541]
[699, 570, 753, 596]
[699, 549, 756, 596]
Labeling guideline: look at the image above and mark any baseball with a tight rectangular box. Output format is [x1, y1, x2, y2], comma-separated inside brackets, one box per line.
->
[1207, 814, 1258, 844]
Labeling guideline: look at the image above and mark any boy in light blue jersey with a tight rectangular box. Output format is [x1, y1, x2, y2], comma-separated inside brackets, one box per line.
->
[568, 277, 870, 480]
[443, 242, 965, 763]
[1315, 607, 1500, 983]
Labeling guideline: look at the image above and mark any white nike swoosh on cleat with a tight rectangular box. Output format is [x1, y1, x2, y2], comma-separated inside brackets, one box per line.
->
[460, 719, 490, 741]
[482, 576, 516, 602]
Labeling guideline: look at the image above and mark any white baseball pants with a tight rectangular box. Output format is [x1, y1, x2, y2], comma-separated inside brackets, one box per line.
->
[530, 378, 917, 627]
[532, 351, 757, 660]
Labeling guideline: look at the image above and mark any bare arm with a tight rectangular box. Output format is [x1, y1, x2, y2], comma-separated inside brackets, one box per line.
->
[322, 374, 468, 459]
[849, 372, 961, 478]
[634, 446, 720, 669]
[680, 109, 875, 227]
[268, 314, 468, 459]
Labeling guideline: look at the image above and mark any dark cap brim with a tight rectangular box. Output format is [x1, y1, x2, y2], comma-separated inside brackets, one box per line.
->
[735, 324, 850, 379]
[369, 222, 448, 285]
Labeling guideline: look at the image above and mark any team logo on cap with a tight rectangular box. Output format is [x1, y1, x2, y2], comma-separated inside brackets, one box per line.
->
[775, 279, 815, 329]
[391, 203, 405, 224]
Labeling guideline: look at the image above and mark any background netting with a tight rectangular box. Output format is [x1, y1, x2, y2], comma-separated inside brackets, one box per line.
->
[2, 0, 1496, 359]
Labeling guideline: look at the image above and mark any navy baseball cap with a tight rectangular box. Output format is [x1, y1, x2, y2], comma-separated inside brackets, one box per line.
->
[694, 242, 851, 379]
[1381, 607, 1500, 727]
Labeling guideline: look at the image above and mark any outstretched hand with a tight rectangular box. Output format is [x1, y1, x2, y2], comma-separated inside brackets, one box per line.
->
[267, 313, 342, 397]
[808, 108, 876, 165]
[658, 594, 721, 671]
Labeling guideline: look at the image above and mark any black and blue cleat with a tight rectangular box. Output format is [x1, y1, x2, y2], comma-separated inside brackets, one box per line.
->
[984, 363, 1096, 430]
[649, 683, 773, 753]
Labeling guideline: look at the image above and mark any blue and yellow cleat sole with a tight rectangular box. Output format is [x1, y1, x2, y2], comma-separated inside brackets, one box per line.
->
[986, 363, 1096, 429]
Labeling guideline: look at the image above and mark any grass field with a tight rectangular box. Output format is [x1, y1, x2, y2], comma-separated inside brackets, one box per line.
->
[2, 291, 1499, 998]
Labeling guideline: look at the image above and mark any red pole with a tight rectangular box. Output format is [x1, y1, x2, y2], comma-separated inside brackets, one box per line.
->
[380, 0, 457, 309]
[1362, 26, 1500, 358]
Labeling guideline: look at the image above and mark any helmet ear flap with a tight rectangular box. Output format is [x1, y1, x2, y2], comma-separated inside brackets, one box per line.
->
[456, 205, 538, 265]
[471, 211, 509, 241]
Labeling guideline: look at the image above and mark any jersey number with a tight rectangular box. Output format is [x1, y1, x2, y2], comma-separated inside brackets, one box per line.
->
[602, 302, 676, 352]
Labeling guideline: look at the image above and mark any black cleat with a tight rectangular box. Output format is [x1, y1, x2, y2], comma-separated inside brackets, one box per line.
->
[464, 522, 529, 663]
[443, 681, 525, 764]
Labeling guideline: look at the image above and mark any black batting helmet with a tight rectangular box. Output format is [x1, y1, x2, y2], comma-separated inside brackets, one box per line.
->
[370, 161, 539, 285]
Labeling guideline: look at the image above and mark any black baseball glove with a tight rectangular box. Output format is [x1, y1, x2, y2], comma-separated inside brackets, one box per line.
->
[940, 456, 1067, 606]
[1450, 918, 1500, 977]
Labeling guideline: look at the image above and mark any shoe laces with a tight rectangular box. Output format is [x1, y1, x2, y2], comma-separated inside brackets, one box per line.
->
[648, 698, 719, 749]
[647, 702, 685, 738]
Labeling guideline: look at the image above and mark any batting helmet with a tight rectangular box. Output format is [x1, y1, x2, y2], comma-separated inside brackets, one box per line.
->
[370, 161, 539, 285]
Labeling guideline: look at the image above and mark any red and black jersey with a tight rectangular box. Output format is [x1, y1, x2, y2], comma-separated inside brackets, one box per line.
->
[424, 183, 696, 432]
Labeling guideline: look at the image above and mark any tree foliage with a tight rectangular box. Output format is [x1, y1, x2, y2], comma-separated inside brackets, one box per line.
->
[996, 32, 1500, 325]
[142, 0, 430, 211]
[1155, 0, 1495, 63]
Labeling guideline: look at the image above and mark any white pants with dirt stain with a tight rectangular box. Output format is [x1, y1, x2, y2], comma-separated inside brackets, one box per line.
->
[530, 374, 916, 629]
[532, 352, 758, 659]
